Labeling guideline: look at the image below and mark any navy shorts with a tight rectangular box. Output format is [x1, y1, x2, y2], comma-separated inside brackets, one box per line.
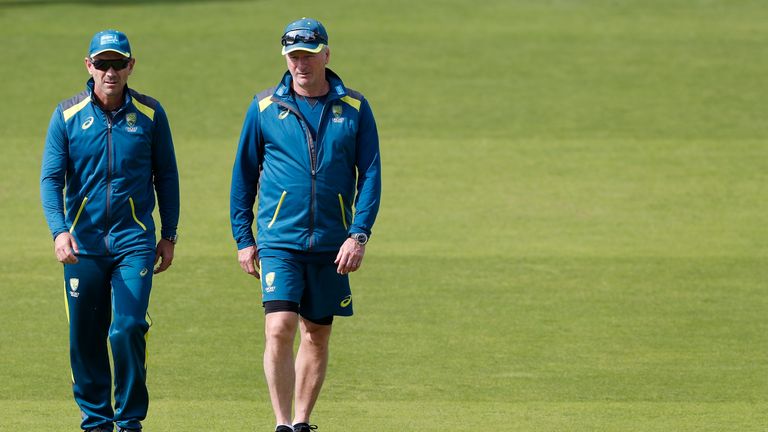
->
[258, 248, 353, 321]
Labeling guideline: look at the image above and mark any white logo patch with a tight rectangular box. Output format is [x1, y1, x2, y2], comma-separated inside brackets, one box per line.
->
[331, 104, 345, 123]
[140, 268, 148, 277]
[81, 117, 94, 130]
[69, 278, 80, 298]
[264, 272, 276, 293]
[100, 34, 118, 45]
[125, 112, 139, 133]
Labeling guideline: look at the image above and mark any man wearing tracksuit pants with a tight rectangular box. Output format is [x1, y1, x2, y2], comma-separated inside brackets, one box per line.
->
[40, 30, 179, 432]
[230, 18, 382, 432]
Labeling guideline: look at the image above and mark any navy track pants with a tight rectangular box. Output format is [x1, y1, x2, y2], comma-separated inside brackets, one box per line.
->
[63, 250, 155, 430]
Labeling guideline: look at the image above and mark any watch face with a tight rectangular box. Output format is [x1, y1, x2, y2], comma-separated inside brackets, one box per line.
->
[353, 233, 368, 244]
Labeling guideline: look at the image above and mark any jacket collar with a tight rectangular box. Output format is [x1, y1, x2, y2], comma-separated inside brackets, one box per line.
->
[273, 68, 347, 104]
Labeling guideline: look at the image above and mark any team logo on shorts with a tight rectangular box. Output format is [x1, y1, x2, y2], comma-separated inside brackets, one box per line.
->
[264, 272, 276, 293]
[69, 278, 80, 298]
[140, 268, 148, 277]
[340, 295, 352, 308]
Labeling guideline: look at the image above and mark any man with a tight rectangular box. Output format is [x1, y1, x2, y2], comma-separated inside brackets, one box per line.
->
[230, 18, 381, 432]
[40, 29, 179, 432]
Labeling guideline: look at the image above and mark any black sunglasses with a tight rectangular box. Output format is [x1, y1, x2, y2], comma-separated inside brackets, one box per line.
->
[281, 29, 327, 46]
[90, 58, 131, 71]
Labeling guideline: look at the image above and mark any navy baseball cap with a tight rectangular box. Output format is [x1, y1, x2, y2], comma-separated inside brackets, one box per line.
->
[89, 29, 131, 58]
[280, 18, 328, 55]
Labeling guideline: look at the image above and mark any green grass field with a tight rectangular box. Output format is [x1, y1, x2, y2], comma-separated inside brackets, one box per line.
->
[1, 0, 766, 430]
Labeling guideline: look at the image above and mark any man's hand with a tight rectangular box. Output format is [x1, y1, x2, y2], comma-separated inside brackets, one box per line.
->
[154, 238, 175, 274]
[335, 237, 365, 274]
[54, 232, 79, 264]
[238, 245, 260, 278]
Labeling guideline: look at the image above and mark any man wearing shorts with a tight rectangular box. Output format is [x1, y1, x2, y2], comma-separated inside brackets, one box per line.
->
[229, 17, 381, 432]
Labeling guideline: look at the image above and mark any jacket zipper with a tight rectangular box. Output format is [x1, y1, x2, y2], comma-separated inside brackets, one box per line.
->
[105, 112, 113, 252]
[307, 100, 334, 247]
[307, 122, 316, 250]
[276, 99, 318, 249]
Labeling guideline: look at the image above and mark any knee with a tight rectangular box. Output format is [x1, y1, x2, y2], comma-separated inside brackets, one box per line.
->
[265, 314, 297, 345]
[109, 315, 149, 343]
[301, 324, 332, 349]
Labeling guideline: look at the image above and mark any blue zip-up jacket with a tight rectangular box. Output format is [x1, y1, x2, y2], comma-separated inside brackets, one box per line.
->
[230, 69, 381, 252]
[41, 78, 179, 255]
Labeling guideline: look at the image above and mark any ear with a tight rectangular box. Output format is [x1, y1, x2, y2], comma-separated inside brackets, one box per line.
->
[127, 58, 136, 75]
[84, 57, 94, 75]
[324, 47, 331, 65]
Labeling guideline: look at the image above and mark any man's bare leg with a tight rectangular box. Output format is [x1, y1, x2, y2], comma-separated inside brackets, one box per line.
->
[293, 317, 332, 424]
[264, 311, 299, 426]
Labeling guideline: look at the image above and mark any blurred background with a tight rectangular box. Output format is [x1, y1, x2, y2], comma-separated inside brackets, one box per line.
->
[0, 1, 766, 430]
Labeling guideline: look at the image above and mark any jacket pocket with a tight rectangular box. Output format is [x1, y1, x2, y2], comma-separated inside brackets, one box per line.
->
[338, 194, 348, 230]
[129, 197, 147, 231]
[268, 191, 287, 228]
[69, 196, 89, 233]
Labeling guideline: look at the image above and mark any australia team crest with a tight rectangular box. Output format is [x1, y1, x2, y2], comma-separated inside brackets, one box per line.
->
[331, 104, 344, 123]
[125, 112, 139, 132]
[264, 272, 276, 293]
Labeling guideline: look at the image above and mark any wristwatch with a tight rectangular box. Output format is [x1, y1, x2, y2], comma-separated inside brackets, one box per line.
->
[164, 234, 178, 244]
[349, 232, 368, 245]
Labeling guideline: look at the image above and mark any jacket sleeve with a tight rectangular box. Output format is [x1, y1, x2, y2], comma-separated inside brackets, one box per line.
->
[151, 103, 180, 240]
[40, 107, 70, 239]
[350, 98, 381, 236]
[230, 99, 263, 249]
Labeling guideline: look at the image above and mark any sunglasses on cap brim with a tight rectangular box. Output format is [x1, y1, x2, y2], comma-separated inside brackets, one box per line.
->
[281, 29, 327, 46]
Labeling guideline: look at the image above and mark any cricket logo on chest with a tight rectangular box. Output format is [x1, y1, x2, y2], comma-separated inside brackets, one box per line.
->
[331, 104, 344, 123]
[125, 112, 139, 133]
